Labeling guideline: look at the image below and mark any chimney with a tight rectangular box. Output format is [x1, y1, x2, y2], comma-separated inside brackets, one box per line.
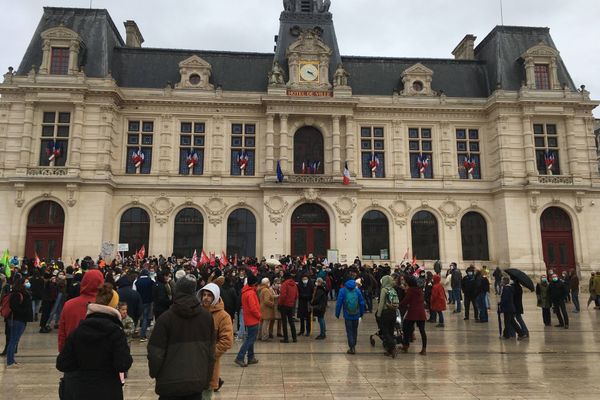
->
[124, 20, 144, 48]
[452, 34, 477, 60]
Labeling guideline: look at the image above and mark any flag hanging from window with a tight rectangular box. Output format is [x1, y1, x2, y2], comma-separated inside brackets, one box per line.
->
[237, 150, 249, 171]
[131, 148, 145, 168]
[463, 154, 476, 176]
[544, 150, 555, 172]
[46, 140, 61, 162]
[186, 150, 199, 169]
[342, 162, 351, 185]
[417, 154, 429, 175]
[369, 154, 379, 174]
[276, 160, 284, 183]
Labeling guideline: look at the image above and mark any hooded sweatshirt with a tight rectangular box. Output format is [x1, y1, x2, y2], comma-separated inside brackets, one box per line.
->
[241, 285, 261, 327]
[148, 292, 215, 397]
[335, 279, 365, 321]
[430, 275, 447, 312]
[376, 275, 395, 318]
[58, 269, 104, 352]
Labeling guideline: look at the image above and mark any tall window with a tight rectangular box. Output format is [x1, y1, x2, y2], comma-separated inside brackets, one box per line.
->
[126, 120, 153, 174]
[231, 123, 256, 176]
[534, 64, 550, 90]
[411, 211, 439, 260]
[173, 208, 204, 258]
[119, 208, 150, 257]
[361, 211, 390, 260]
[40, 111, 70, 167]
[226, 209, 256, 257]
[179, 122, 205, 175]
[50, 47, 69, 75]
[456, 129, 482, 179]
[534, 123, 560, 175]
[461, 212, 489, 261]
[361, 127, 385, 178]
[409, 128, 433, 178]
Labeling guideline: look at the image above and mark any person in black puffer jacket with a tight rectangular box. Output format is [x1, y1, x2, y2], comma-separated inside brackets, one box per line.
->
[56, 283, 133, 400]
[152, 272, 172, 321]
[116, 276, 143, 328]
[5, 277, 33, 367]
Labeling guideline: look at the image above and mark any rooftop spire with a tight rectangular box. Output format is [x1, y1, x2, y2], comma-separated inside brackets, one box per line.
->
[283, 0, 331, 14]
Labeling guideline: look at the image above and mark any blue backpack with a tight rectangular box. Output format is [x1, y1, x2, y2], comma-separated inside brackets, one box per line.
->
[345, 289, 359, 316]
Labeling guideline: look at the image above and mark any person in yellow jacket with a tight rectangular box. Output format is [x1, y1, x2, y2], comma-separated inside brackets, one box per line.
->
[200, 283, 234, 398]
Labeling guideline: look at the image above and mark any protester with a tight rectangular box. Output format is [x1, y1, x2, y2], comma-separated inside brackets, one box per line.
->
[450, 263, 462, 313]
[535, 275, 552, 326]
[119, 302, 135, 340]
[258, 278, 276, 341]
[116, 275, 143, 330]
[376, 275, 399, 356]
[569, 270, 580, 313]
[200, 283, 233, 397]
[297, 274, 314, 336]
[148, 274, 215, 399]
[335, 278, 365, 355]
[462, 266, 479, 321]
[513, 281, 529, 338]
[311, 277, 329, 340]
[56, 283, 132, 399]
[429, 274, 447, 327]
[278, 272, 298, 343]
[548, 273, 569, 329]
[588, 272, 597, 309]
[235, 273, 261, 367]
[5, 277, 33, 368]
[135, 269, 154, 342]
[476, 270, 490, 323]
[399, 276, 427, 355]
[499, 277, 525, 339]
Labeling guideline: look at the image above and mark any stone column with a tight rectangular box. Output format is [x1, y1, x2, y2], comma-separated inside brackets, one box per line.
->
[522, 115, 537, 176]
[265, 114, 275, 173]
[279, 114, 290, 172]
[70, 103, 84, 167]
[211, 116, 225, 178]
[345, 116, 356, 173]
[565, 116, 577, 176]
[332, 115, 341, 174]
[20, 101, 35, 166]
[440, 122, 453, 178]
[392, 120, 405, 179]
[158, 114, 173, 177]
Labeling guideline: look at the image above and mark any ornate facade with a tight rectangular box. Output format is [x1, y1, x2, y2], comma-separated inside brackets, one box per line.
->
[0, 1, 598, 276]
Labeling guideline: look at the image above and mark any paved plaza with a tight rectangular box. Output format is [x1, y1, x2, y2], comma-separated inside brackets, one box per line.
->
[1, 293, 599, 399]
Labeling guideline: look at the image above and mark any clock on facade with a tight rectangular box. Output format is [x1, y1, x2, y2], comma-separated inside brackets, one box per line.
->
[299, 63, 319, 82]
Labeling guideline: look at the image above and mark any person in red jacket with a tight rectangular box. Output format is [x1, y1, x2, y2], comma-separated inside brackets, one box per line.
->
[429, 275, 447, 328]
[57, 269, 104, 352]
[277, 272, 299, 343]
[399, 276, 427, 355]
[234, 273, 261, 368]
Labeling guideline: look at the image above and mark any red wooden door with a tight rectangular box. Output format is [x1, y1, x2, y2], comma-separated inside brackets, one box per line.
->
[292, 224, 330, 258]
[24, 201, 65, 260]
[540, 207, 575, 275]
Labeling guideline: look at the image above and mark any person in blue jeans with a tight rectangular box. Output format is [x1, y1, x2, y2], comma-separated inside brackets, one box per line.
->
[476, 271, 490, 323]
[6, 277, 33, 368]
[235, 273, 261, 367]
[335, 279, 365, 355]
[135, 269, 154, 342]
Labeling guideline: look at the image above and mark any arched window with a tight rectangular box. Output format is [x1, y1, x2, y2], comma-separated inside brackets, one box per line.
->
[361, 210, 390, 260]
[411, 211, 439, 260]
[173, 208, 203, 258]
[25, 201, 65, 260]
[461, 212, 489, 261]
[119, 208, 150, 257]
[541, 207, 572, 231]
[294, 127, 324, 174]
[227, 209, 256, 257]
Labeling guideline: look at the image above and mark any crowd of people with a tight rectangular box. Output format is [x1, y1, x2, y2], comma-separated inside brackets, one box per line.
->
[1, 253, 599, 400]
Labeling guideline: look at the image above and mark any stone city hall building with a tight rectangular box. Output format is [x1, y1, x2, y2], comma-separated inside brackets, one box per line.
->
[0, 1, 598, 275]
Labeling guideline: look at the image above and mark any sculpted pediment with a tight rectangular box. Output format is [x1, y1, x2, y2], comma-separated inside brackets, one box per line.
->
[286, 29, 332, 58]
[521, 42, 559, 59]
[41, 26, 80, 42]
[401, 63, 434, 96]
[402, 63, 433, 77]
[176, 55, 214, 90]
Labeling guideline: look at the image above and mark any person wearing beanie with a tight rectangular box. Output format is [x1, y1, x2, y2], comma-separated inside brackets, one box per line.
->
[234, 273, 261, 367]
[148, 274, 216, 398]
[200, 283, 233, 396]
[57, 283, 132, 400]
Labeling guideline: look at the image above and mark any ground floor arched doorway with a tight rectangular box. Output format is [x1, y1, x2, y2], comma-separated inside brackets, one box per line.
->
[24, 200, 65, 260]
[291, 203, 330, 257]
[540, 207, 575, 275]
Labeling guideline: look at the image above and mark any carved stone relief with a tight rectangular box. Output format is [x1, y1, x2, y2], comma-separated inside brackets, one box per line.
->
[333, 196, 357, 226]
[66, 184, 78, 207]
[265, 196, 289, 226]
[575, 191, 585, 213]
[529, 191, 540, 213]
[150, 193, 176, 226]
[389, 199, 411, 227]
[438, 199, 462, 228]
[203, 196, 229, 226]
[300, 188, 320, 202]
[14, 183, 25, 207]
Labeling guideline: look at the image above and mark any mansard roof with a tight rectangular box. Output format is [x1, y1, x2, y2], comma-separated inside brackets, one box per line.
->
[15, 7, 577, 97]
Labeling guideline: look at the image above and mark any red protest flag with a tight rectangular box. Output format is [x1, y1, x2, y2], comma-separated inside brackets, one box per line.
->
[209, 252, 216, 267]
[411, 255, 417, 267]
[220, 251, 229, 268]
[200, 249, 210, 265]
[137, 245, 146, 260]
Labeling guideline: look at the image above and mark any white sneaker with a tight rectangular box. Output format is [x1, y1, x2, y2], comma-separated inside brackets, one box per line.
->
[6, 363, 21, 369]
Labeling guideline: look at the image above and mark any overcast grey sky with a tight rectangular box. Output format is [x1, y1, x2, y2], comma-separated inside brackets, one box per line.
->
[1, 0, 598, 115]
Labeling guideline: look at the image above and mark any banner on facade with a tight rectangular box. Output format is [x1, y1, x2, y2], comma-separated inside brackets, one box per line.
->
[118, 243, 129, 252]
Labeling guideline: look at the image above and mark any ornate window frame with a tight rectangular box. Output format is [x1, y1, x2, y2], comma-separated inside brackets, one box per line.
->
[39, 26, 83, 75]
[176, 55, 214, 90]
[521, 42, 561, 90]
[401, 63, 434, 96]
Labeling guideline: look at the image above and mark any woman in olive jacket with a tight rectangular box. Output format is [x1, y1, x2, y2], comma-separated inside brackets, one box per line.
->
[56, 283, 132, 400]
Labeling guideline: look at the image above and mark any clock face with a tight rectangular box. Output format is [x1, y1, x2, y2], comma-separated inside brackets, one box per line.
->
[299, 63, 319, 82]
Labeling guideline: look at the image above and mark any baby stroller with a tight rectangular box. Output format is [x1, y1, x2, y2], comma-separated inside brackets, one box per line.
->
[370, 309, 404, 347]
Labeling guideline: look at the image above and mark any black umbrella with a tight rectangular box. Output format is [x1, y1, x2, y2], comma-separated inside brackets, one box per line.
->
[504, 268, 534, 292]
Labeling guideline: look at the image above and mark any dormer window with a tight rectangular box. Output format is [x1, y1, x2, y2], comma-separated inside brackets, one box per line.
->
[39, 26, 83, 76]
[176, 55, 214, 90]
[401, 63, 434, 96]
[50, 47, 70, 75]
[521, 42, 561, 90]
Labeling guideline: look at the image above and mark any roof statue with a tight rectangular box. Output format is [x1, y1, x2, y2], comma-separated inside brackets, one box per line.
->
[317, 0, 331, 13]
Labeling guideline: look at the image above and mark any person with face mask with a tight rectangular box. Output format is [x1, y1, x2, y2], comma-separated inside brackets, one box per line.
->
[297, 274, 314, 337]
[4, 277, 33, 367]
[535, 275, 552, 326]
[200, 283, 233, 397]
[499, 277, 524, 339]
[548, 273, 569, 329]
[311, 277, 329, 340]
[461, 266, 479, 321]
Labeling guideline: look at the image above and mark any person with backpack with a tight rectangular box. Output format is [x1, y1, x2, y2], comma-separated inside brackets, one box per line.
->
[5, 276, 33, 368]
[376, 275, 399, 357]
[335, 279, 365, 355]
